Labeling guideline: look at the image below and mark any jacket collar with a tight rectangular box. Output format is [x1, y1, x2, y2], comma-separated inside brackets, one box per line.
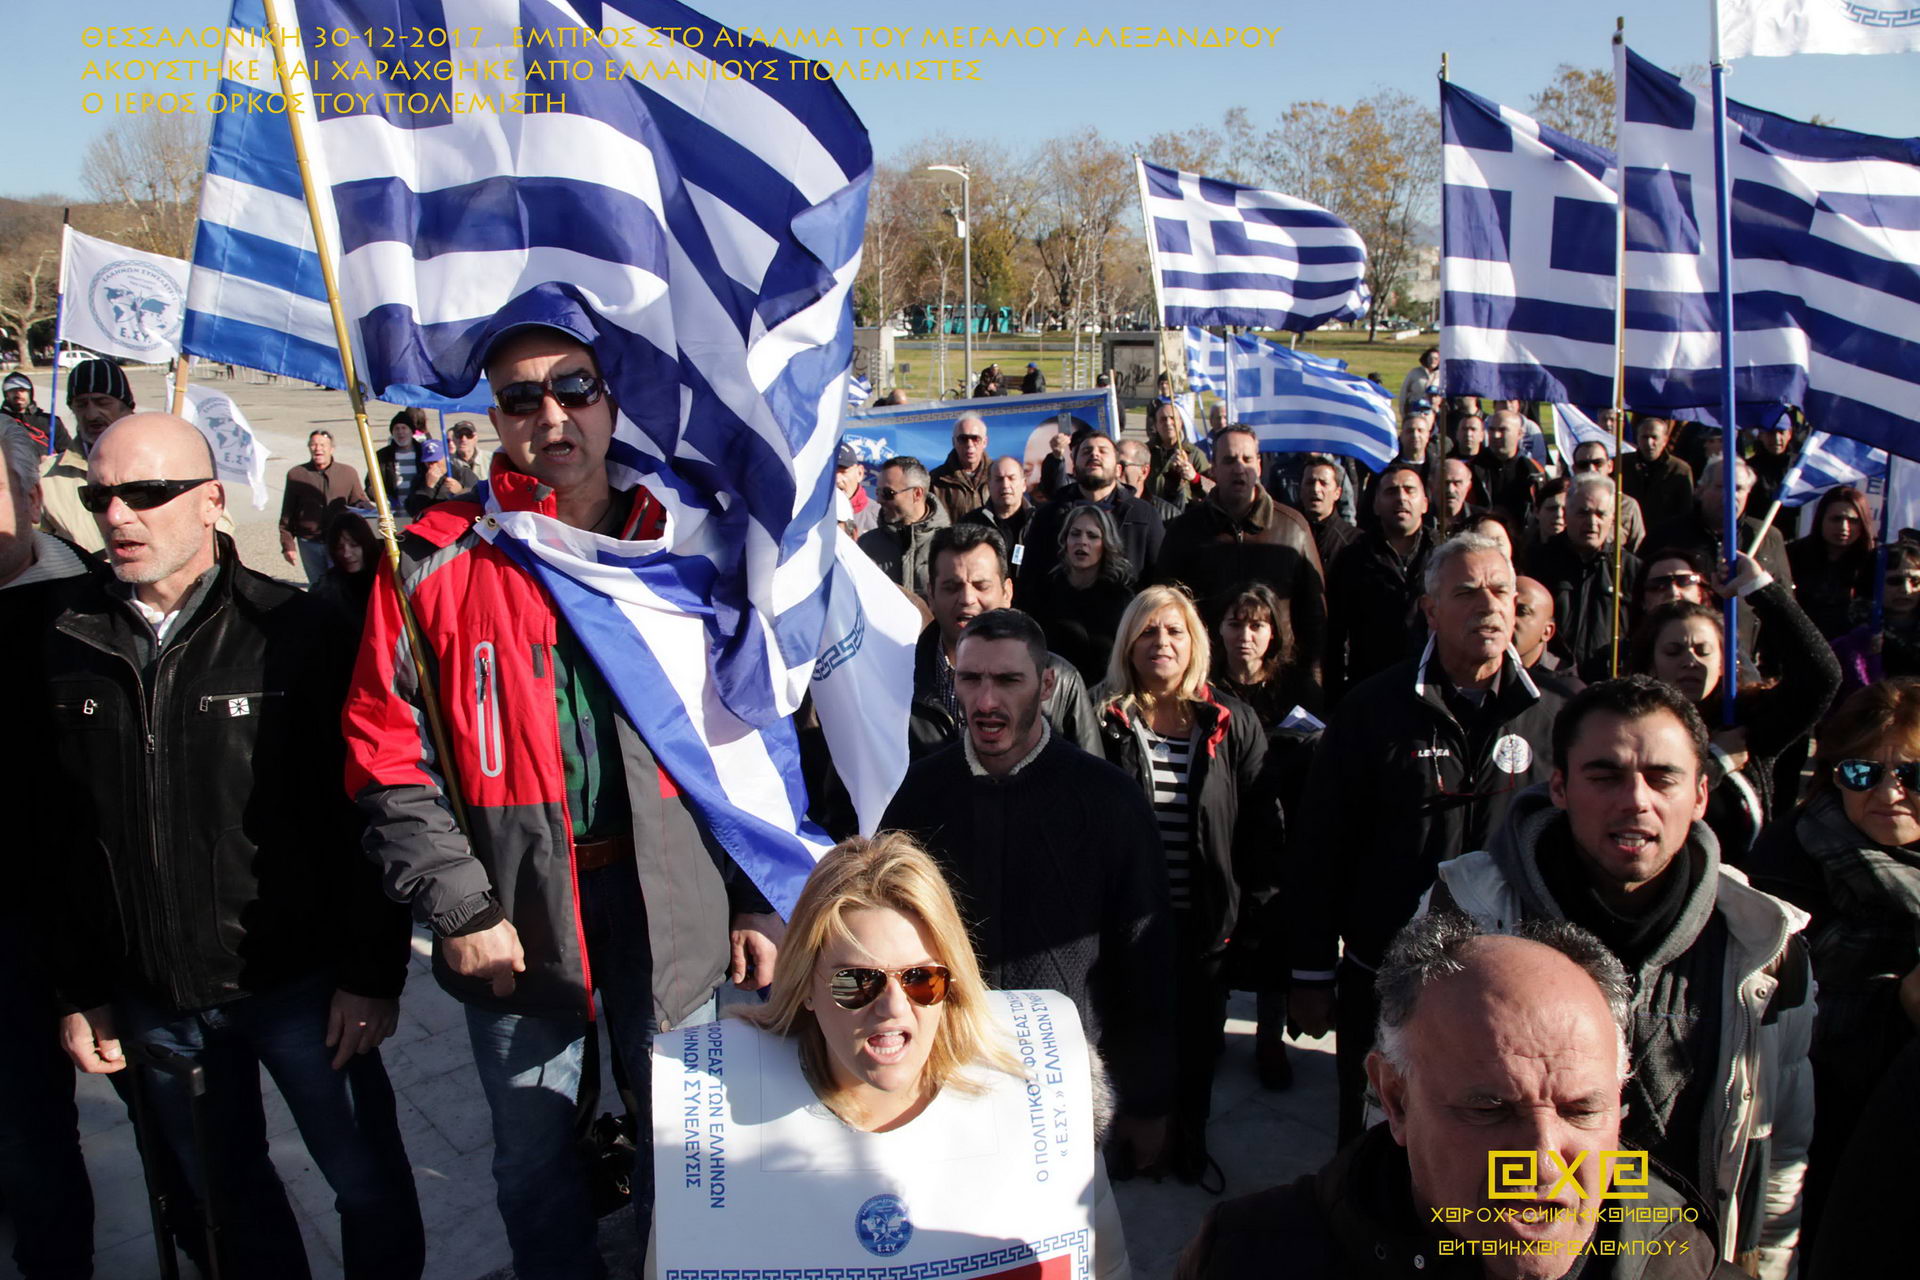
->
[1101, 688, 1233, 758]
[1411, 634, 1539, 717]
[1203, 484, 1273, 534]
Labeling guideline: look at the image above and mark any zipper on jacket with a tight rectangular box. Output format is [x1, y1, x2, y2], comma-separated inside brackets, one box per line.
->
[540, 639, 596, 1018]
[474, 643, 503, 778]
[1712, 929, 1789, 1255]
[195, 691, 285, 713]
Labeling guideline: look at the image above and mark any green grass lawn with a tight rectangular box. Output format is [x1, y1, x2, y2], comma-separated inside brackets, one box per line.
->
[883, 328, 1434, 402]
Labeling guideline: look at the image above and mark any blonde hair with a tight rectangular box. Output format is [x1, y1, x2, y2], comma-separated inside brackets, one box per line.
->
[1096, 583, 1213, 718]
[734, 833, 1020, 1117]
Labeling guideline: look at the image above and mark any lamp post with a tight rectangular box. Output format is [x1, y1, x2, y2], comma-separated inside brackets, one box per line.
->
[926, 163, 972, 393]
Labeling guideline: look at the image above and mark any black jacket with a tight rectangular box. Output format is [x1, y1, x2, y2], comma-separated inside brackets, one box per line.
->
[906, 625, 1101, 759]
[1287, 643, 1567, 975]
[1622, 451, 1697, 530]
[959, 502, 1038, 571]
[1177, 1123, 1740, 1280]
[1016, 482, 1165, 593]
[1784, 535, 1873, 640]
[1018, 572, 1134, 686]
[1529, 533, 1643, 670]
[1304, 511, 1358, 571]
[1325, 530, 1431, 701]
[38, 536, 409, 1013]
[880, 733, 1176, 1115]
[1094, 691, 1281, 962]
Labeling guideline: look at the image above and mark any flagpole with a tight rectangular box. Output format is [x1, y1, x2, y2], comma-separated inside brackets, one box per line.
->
[260, 0, 467, 826]
[47, 209, 70, 456]
[1435, 51, 1451, 541]
[169, 355, 193, 417]
[1710, 0, 1740, 718]
[1609, 17, 1628, 677]
[1744, 426, 1811, 555]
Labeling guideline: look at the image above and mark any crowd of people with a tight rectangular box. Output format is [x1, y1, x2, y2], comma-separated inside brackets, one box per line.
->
[2, 345, 1915, 1280]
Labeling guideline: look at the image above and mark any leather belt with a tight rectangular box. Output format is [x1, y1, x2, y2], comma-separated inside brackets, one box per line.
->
[573, 831, 635, 873]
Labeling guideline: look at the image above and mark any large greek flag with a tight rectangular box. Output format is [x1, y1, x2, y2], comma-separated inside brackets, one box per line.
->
[1441, 80, 1620, 406]
[259, 0, 907, 912]
[1137, 159, 1369, 331]
[1620, 46, 1920, 461]
[1777, 430, 1887, 506]
[1228, 332, 1397, 468]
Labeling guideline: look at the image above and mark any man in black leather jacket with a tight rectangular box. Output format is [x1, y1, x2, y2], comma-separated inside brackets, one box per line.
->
[39, 414, 422, 1279]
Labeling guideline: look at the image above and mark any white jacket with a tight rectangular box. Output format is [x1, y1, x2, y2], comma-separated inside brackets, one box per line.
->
[1426, 802, 1813, 1280]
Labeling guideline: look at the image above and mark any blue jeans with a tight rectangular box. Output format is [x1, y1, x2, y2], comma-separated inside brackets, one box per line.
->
[0, 919, 93, 1279]
[466, 863, 712, 1280]
[116, 973, 424, 1280]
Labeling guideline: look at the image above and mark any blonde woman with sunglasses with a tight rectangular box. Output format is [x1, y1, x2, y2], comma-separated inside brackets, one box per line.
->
[649, 833, 1130, 1277]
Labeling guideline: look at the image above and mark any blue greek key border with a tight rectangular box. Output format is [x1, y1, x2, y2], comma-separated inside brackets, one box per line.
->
[666, 1228, 1092, 1279]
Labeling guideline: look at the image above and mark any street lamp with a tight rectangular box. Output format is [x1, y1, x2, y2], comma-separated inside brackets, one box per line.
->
[926, 163, 972, 391]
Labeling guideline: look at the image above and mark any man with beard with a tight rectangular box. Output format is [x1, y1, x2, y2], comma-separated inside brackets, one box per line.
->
[882, 607, 1176, 1176]
[1018, 432, 1164, 592]
[1326, 463, 1432, 700]
[1290, 533, 1568, 1143]
[37, 360, 138, 553]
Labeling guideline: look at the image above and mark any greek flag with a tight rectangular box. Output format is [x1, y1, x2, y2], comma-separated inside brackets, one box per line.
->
[847, 373, 872, 406]
[1228, 331, 1397, 468]
[1547, 403, 1634, 468]
[276, 0, 905, 912]
[1620, 47, 1920, 462]
[183, 0, 343, 388]
[1185, 325, 1228, 396]
[1777, 430, 1887, 506]
[1138, 158, 1369, 330]
[1440, 80, 1620, 406]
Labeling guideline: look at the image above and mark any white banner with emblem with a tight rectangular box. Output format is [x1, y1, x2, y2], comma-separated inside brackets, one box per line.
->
[59, 227, 188, 364]
[652, 989, 1096, 1278]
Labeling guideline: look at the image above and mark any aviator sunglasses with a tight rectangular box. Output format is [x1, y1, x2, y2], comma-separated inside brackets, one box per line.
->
[492, 372, 606, 416]
[826, 964, 951, 1011]
[77, 478, 214, 513]
[1833, 759, 1920, 794]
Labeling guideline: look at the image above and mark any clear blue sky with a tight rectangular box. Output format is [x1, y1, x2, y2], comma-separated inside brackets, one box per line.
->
[11, 0, 1918, 200]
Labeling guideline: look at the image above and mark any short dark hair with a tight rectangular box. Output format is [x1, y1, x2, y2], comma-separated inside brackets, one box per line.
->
[956, 607, 1048, 675]
[1626, 600, 1721, 678]
[930, 523, 1010, 584]
[1215, 424, 1260, 455]
[1301, 456, 1342, 485]
[1551, 675, 1710, 776]
[307, 429, 333, 443]
[881, 455, 929, 488]
[1376, 460, 1425, 489]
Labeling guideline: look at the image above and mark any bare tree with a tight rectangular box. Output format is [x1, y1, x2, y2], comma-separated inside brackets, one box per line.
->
[0, 198, 62, 366]
[80, 113, 206, 258]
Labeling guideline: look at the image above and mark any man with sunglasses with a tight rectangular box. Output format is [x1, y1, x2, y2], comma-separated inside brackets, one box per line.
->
[1289, 532, 1568, 1145]
[1569, 440, 1645, 552]
[38, 413, 424, 1277]
[1426, 676, 1813, 1278]
[343, 323, 782, 1277]
[929, 413, 992, 520]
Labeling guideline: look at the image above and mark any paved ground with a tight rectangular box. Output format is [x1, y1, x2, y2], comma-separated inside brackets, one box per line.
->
[1, 367, 1339, 1278]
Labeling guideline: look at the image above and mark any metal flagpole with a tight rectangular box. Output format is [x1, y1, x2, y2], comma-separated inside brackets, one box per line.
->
[1709, 0, 1740, 720]
[1609, 18, 1629, 676]
[260, 0, 467, 826]
[46, 209, 71, 456]
[1434, 52, 1451, 539]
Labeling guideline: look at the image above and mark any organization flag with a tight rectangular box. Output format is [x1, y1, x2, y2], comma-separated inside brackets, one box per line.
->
[1137, 158, 1370, 330]
[1620, 47, 1920, 462]
[1720, 0, 1920, 58]
[59, 227, 189, 364]
[1440, 80, 1619, 406]
[171, 380, 274, 510]
[1227, 331, 1397, 468]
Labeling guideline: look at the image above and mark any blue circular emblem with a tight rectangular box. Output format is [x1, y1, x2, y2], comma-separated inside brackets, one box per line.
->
[854, 1193, 912, 1257]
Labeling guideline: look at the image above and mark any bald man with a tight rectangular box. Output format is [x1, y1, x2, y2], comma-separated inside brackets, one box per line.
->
[1512, 575, 1572, 684]
[39, 413, 422, 1276]
[1180, 914, 1742, 1279]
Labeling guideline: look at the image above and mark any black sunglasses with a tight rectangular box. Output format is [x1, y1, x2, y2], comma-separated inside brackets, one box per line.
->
[77, 478, 214, 513]
[827, 964, 951, 1011]
[1834, 759, 1920, 794]
[1574, 458, 1609, 471]
[493, 371, 605, 416]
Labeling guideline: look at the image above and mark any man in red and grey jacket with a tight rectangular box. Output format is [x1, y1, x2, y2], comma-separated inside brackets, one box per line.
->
[343, 322, 783, 1275]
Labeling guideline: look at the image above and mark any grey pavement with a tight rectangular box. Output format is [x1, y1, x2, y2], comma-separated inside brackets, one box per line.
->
[2, 366, 1340, 1278]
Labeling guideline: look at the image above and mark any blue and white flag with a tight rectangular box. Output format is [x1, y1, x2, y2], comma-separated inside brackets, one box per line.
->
[1138, 158, 1370, 331]
[1228, 332, 1398, 468]
[263, 0, 896, 911]
[60, 227, 189, 364]
[1185, 325, 1228, 397]
[1777, 430, 1887, 505]
[183, 0, 343, 388]
[847, 372, 872, 406]
[1441, 80, 1620, 407]
[1720, 0, 1920, 58]
[1547, 403, 1635, 468]
[1620, 47, 1920, 462]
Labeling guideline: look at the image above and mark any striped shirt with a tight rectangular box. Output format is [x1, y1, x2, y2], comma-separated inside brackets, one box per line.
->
[1146, 729, 1195, 911]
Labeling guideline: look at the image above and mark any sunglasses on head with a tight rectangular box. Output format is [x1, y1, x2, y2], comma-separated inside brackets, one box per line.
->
[1834, 759, 1920, 793]
[492, 371, 605, 416]
[77, 478, 214, 514]
[826, 964, 951, 1011]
